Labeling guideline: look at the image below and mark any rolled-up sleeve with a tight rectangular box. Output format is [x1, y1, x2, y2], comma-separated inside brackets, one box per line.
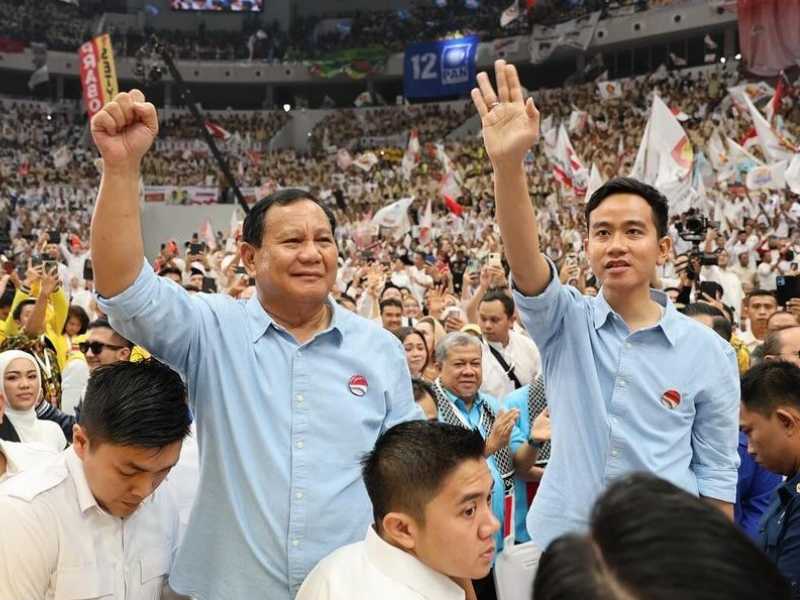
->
[510, 257, 579, 353]
[691, 346, 741, 503]
[96, 262, 206, 377]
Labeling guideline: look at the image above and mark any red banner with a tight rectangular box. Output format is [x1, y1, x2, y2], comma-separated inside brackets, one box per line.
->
[78, 34, 118, 120]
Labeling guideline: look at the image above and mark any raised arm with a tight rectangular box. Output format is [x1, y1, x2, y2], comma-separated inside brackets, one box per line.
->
[471, 60, 550, 297]
[90, 89, 159, 298]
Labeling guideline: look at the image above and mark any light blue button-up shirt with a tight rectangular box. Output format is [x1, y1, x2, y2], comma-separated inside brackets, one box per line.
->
[438, 387, 525, 552]
[512, 260, 740, 549]
[98, 263, 423, 600]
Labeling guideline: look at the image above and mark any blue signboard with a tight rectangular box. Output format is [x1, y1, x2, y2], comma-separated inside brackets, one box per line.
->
[403, 35, 479, 99]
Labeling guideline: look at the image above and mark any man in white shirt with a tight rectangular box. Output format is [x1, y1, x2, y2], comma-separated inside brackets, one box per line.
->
[297, 420, 500, 600]
[0, 359, 192, 600]
[700, 250, 745, 319]
[477, 289, 541, 400]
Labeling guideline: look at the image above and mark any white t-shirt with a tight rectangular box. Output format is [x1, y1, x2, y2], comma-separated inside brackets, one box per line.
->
[481, 330, 542, 401]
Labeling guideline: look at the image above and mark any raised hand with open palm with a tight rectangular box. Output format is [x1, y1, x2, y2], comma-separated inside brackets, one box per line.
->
[470, 60, 540, 171]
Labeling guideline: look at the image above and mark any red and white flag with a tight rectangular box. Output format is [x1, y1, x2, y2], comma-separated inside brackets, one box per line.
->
[200, 218, 217, 251]
[401, 129, 420, 180]
[741, 92, 796, 162]
[440, 170, 462, 200]
[630, 93, 693, 185]
[765, 71, 789, 125]
[204, 120, 232, 141]
[418, 196, 433, 245]
[670, 106, 689, 122]
[443, 194, 464, 217]
[543, 124, 587, 193]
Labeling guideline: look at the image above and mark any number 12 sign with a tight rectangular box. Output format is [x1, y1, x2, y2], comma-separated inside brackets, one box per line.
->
[403, 35, 479, 100]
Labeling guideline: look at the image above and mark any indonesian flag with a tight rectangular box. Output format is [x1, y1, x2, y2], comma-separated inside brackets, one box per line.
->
[204, 120, 232, 141]
[583, 163, 604, 203]
[401, 129, 420, 180]
[200, 217, 217, 251]
[418, 196, 433, 246]
[443, 194, 464, 217]
[543, 124, 587, 193]
[740, 127, 759, 152]
[765, 72, 788, 125]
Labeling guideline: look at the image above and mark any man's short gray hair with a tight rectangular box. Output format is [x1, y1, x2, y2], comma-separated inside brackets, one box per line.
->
[435, 331, 482, 364]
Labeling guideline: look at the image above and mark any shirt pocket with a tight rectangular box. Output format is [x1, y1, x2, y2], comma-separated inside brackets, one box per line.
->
[54, 564, 115, 600]
[140, 551, 171, 599]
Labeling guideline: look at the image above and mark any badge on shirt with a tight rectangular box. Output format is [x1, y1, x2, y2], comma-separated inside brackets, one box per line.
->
[660, 389, 681, 410]
[348, 375, 368, 397]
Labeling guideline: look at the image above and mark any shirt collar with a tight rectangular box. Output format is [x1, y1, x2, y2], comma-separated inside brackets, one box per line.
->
[64, 446, 101, 515]
[778, 471, 800, 505]
[592, 288, 678, 346]
[441, 384, 484, 412]
[364, 527, 464, 600]
[245, 294, 344, 345]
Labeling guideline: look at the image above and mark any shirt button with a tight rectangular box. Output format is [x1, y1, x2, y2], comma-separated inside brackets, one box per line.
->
[624, 342, 632, 349]
[296, 394, 304, 403]
[295, 491, 304, 500]
[618, 379, 626, 388]
[296, 440, 304, 449]
[611, 449, 619, 457]
[292, 539, 300, 547]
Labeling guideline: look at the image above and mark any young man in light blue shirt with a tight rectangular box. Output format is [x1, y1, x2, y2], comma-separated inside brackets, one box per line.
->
[470, 60, 740, 552]
[89, 90, 423, 600]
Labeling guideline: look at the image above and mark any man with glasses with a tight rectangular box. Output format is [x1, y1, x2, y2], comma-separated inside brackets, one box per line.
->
[82, 318, 134, 372]
[763, 326, 800, 368]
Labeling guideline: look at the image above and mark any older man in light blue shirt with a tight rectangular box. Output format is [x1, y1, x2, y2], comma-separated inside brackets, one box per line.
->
[89, 90, 422, 600]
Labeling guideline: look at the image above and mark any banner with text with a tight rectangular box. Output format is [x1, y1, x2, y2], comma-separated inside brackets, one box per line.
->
[78, 34, 118, 121]
[144, 185, 259, 206]
[403, 36, 478, 99]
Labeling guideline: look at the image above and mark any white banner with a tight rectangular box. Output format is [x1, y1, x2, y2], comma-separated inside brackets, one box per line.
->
[143, 185, 260, 206]
[529, 11, 600, 64]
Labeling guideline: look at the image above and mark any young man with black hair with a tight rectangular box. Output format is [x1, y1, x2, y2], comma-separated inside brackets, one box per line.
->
[471, 60, 740, 554]
[533, 473, 790, 600]
[297, 420, 499, 600]
[380, 298, 405, 333]
[741, 290, 778, 351]
[477, 289, 540, 400]
[740, 361, 800, 591]
[0, 359, 192, 599]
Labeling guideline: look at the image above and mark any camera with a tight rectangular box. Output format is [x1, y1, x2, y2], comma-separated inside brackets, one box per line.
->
[675, 212, 719, 275]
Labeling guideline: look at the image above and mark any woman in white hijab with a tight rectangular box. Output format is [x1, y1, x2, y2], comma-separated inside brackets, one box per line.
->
[0, 350, 66, 451]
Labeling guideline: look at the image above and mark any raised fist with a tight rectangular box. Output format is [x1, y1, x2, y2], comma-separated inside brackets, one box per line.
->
[90, 89, 158, 173]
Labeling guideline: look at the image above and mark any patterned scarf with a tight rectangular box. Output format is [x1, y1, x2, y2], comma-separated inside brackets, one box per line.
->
[527, 374, 551, 463]
[433, 378, 515, 497]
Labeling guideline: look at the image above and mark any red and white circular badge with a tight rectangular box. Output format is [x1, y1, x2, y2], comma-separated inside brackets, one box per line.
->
[661, 389, 681, 410]
[348, 375, 368, 397]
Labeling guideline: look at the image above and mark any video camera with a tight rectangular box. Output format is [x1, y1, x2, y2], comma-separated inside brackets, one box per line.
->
[674, 212, 719, 278]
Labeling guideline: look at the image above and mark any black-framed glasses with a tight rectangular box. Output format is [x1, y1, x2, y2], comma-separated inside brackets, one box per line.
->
[79, 341, 126, 355]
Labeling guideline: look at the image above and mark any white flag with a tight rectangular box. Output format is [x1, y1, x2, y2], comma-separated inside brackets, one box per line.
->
[371, 197, 414, 240]
[597, 80, 623, 100]
[707, 129, 727, 170]
[353, 151, 379, 172]
[630, 94, 693, 185]
[200, 218, 217, 251]
[746, 161, 788, 190]
[741, 93, 795, 162]
[784, 154, 800, 194]
[568, 109, 589, 134]
[728, 82, 775, 106]
[583, 163, 604, 203]
[401, 130, 420, 180]
[27, 65, 49, 90]
[51, 145, 71, 169]
[500, 1, 520, 27]
[418, 196, 433, 246]
[229, 206, 242, 239]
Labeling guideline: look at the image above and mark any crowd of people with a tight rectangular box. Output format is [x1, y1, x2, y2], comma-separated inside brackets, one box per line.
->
[0, 29, 799, 600]
[1, 0, 688, 65]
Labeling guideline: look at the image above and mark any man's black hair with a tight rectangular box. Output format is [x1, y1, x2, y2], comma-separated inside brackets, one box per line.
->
[78, 359, 192, 449]
[747, 289, 777, 303]
[361, 421, 485, 530]
[242, 188, 337, 248]
[585, 177, 669, 238]
[534, 473, 790, 600]
[380, 298, 404, 314]
[682, 302, 732, 341]
[158, 266, 182, 279]
[741, 360, 800, 417]
[12, 298, 36, 322]
[479, 289, 515, 318]
[88, 318, 134, 349]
